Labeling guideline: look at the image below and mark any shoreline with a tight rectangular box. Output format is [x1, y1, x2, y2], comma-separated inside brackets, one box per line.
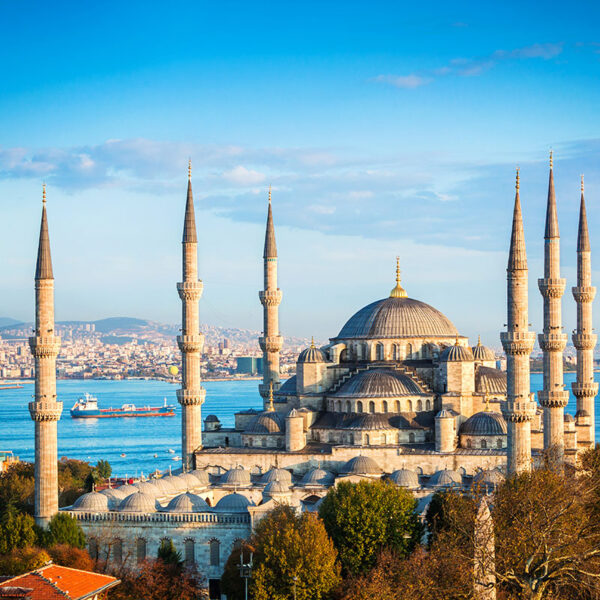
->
[0, 375, 282, 386]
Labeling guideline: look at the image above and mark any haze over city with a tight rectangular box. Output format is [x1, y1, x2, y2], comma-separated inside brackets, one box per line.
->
[2, 1, 600, 343]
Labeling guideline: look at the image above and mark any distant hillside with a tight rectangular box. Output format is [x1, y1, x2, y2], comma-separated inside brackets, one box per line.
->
[92, 317, 154, 333]
[0, 317, 24, 327]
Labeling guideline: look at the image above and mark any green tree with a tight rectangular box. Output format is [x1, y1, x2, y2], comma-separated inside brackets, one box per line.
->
[157, 539, 182, 566]
[319, 480, 421, 576]
[44, 512, 86, 549]
[0, 547, 51, 576]
[425, 489, 475, 546]
[0, 502, 37, 554]
[95, 459, 112, 480]
[242, 505, 341, 600]
[0, 463, 35, 513]
[221, 542, 254, 600]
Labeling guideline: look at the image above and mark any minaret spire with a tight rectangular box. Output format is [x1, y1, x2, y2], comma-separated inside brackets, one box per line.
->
[259, 186, 283, 406]
[177, 163, 206, 470]
[390, 256, 407, 298]
[572, 173, 597, 446]
[29, 185, 62, 527]
[501, 168, 536, 474]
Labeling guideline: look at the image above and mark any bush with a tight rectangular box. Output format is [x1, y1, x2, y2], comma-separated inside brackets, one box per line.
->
[47, 544, 94, 571]
[0, 547, 51, 576]
[44, 513, 86, 549]
[0, 502, 37, 554]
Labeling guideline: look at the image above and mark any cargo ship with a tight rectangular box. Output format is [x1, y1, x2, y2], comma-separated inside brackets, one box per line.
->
[70, 393, 176, 418]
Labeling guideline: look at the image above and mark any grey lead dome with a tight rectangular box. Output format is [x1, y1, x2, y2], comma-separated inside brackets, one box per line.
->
[335, 297, 458, 340]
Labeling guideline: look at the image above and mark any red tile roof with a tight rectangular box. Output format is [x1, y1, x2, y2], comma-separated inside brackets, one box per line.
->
[0, 564, 119, 600]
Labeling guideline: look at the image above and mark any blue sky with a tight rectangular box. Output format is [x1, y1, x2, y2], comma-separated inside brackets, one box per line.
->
[1, 1, 600, 343]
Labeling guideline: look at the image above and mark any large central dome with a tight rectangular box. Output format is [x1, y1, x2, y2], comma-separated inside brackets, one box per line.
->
[334, 297, 458, 340]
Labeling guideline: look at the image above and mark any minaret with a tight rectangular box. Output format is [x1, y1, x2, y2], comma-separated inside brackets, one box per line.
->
[176, 162, 205, 470]
[537, 152, 569, 456]
[501, 169, 537, 474]
[258, 186, 283, 407]
[572, 175, 598, 446]
[28, 185, 62, 527]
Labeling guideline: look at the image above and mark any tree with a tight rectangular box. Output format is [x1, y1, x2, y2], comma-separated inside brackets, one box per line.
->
[0, 502, 37, 554]
[319, 479, 422, 575]
[44, 512, 86, 549]
[0, 547, 51, 576]
[221, 542, 254, 600]
[0, 463, 35, 513]
[244, 505, 341, 600]
[425, 489, 476, 546]
[47, 544, 94, 571]
[157, 539, 182, 566]
[95, 459, 112, 480]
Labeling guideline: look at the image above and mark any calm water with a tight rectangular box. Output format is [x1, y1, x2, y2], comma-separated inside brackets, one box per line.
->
[1, 373, 599, 477]
[0, 379, 263, 477]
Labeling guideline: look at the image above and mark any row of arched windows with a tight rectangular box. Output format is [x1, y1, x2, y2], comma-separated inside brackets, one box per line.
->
[331, 398, 432, 413]
[342, 341, 443, 362]
[465, 438, 503, 449]
[314, 430, 418, 445]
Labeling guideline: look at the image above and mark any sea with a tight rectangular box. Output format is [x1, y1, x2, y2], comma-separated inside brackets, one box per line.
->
[0, 373, 599, 478]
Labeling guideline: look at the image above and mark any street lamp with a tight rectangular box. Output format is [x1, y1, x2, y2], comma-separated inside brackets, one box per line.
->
[238, 549, 253, 600]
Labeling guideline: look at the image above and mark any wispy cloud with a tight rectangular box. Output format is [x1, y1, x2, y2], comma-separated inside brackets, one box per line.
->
[373, 42, 565, 89]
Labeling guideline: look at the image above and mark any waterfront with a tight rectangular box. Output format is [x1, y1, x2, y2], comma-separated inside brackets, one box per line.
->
[0, 374, 599, 477]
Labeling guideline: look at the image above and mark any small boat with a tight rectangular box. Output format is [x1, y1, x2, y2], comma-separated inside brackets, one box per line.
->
[153, 453, 158, 458]
[167, 448, 175, 454]
[120, 453, 126, 457]
[172, 456, 181, 461]
[70, 393, 176, 418]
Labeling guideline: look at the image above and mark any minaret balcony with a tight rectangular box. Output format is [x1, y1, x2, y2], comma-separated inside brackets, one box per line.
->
[259, 335, 283, 353]
[259, 289, 283, 307]
[177, 281, 204, 301]
[572, 286, 596, 303]
[537, 390, 570, 408]
[28, 400, 63, 421]
[176, 388, 206, 406]
[572, 381, 599, 398]
[500, 331, 536, 355]
[538, 332, 567, 352]
[177, 334, 205, 353]
[259, 381, 281, 398]
[538, 278, 566, 298]
[501, 398, 537, 422]
[572, 332, 597, 350]
[28, 336, 61, 358]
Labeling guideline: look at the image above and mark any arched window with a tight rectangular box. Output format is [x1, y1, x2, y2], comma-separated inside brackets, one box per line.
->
[357, 401, 363, 413]
[408, 432, 415, 443]
[184, 539, 195, 565]
[417, 400, 423, 411]
[396, 433, 401, 444]
[481, 439, 487, 449]
[408, 400, 413, 411]
[369, 401, 375, 413]
[406, 343, 412, 358]
[329, 433, 335, 443]
[395, 400, 400, 412]
[366, 434, 370, 445]
[113, 539, 123, 565]
[467, 439, 472, 448]
[426, 399, 431, 410]
[89, 538, 98, 561]
[383, 401, 388, 413]
[335, 400, 340, 412]
[210, 539, 220, 566]
[261, 438, 266, 447]
[340, 348, 348, 362]
[496, 439, 503, 449]
[392, 344, 399, 360]
[376, 343, 384, 361]
[346, 401, 351, 413]
[136, 538, 146, 564]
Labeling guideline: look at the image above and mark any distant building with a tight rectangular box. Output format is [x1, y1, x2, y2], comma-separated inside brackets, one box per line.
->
[236, 356, 263, 375]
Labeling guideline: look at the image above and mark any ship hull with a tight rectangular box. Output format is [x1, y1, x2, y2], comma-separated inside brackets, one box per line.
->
[70, 407, 176, 418]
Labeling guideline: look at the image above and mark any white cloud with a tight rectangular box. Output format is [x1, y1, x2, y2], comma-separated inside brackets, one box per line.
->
[372, 74, 431, 89]
[222, 165, 266, 186]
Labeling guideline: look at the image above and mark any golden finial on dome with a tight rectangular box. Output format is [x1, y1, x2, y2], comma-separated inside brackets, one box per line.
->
[268, 381, 274, 412]
[188, 159, 192, 180]
[310, 336, 315, 349]
[477, 334, 482, 347]
[42, 183, 46, 204]
[454, 334, 459, 346]
[389, 256, 407, 298]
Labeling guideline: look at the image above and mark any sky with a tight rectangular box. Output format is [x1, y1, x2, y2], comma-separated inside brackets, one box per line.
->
[1, 1, 600, 345]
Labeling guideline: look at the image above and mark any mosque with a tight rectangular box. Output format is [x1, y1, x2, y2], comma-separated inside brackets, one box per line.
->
[25, 155, 596, 596]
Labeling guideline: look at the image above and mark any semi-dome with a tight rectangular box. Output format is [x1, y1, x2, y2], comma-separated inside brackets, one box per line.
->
[264, 480, 291, 495]
[300, 468, 335, 487]
[118, 491, 157, 513]
[335, 369, 425, 398]
[205, 414, 220, 423]
[161, 475, 185, 493]
[340, 455, 382, 476]
[298, 341, 328, 364]
[165, 492, 211, 513]
[427, 469, 462, 488]
[460, 411, 507, 436]
[440, 343, 474, 362]
[335, 297, 458, 340]
[135, 482, 161, 497]
[245, 410, 285, 434]
[116, 484, 139, 496]
[189, 470, 210, 485]
[473, 469, 505, 488]
[214, 493, 253, 512]
[71, 491, 109, 512]
[389, 469, 420, 489]
[261, 468, 292, 485]
[276, 376, 297, 396]
[472, 338, 496, 362]
[173, 473, 203, 490]
[346, 414, 397, 430]
[475, 367, 507, 395]
[220, 468, 251, 487]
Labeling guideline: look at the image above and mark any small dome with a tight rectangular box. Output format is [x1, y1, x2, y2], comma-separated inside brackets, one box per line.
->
[298, 342, 328, 364]
[214, 493, 253, 512]
[427, 469, 462, 488]
[389, 469, 419, 489]
[135, 482, 162, 497]
[261, 468, 292, 485]
[118, 491, 157, 513]
[99, 488, 128, 509]
[475, 366, 507, 394]
[71, 491, 109, 512]
[576, 409, 591, 418]
[116, 484, 139, 496]
[564, 413, 575, 423]
[436, 409, 454, 419]
[346, 414, 396, 430]
[205, 414, 220, 423]
[335, 369, 425, 398]
[151, 478, 175, 496]
[220, 468, 251, 487]
[189, 470, 210, 485]
[440, 343, 474, 362]
[460, 411, 507, 436]
[340, 455, 382, 476]
[161, 475, 185, 493]
[472, 338, 496, 362]
[473, 469, 505, 488]
[245, 410, 285, 434]
[300, 468, 335, 487]
[172, 473, 202, 490]
[264, 480, 291, 495]
[165, 492, 211, 513]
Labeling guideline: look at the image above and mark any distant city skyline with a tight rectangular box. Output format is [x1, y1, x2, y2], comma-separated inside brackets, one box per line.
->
[1, 1, 600, 343]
